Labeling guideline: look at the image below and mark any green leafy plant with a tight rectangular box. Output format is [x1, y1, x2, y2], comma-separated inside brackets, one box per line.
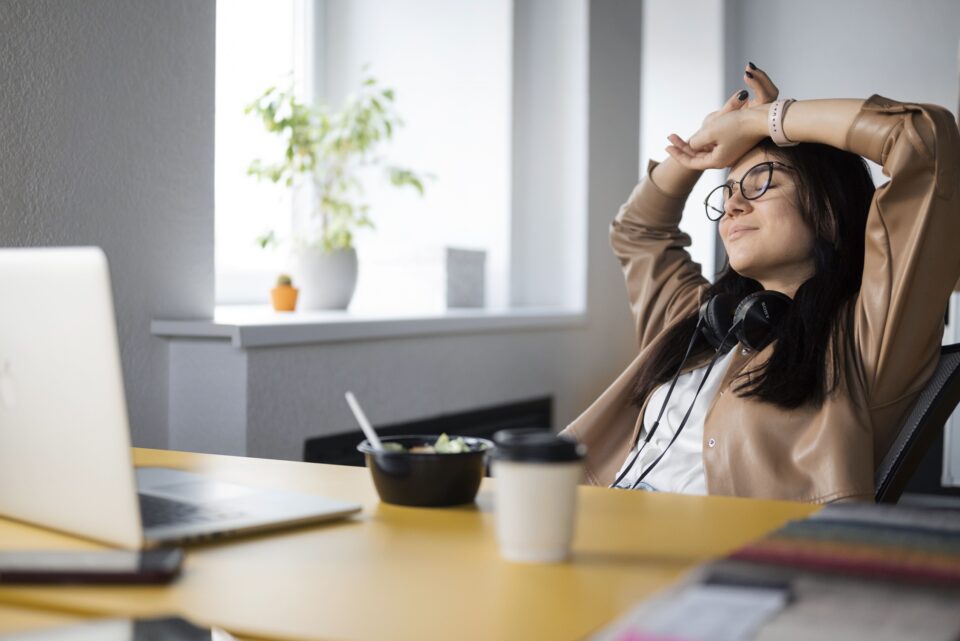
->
[275, 273, 293, 287]
[245, 72, 426, 253]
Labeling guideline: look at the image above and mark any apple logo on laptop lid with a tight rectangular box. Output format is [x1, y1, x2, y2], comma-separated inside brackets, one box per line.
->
[0, 360, 17, 410]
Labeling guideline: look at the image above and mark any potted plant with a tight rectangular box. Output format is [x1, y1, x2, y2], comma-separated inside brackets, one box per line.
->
[271, 273, 299, 312]
[245, 72, 426, 310]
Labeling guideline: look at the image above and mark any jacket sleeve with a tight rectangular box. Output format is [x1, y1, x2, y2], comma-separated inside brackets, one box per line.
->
[611, 159, 709, 351]
[844, 95, 960, 406]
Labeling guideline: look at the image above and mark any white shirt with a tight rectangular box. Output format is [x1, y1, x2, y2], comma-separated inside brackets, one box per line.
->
[613, 348, 737, 494]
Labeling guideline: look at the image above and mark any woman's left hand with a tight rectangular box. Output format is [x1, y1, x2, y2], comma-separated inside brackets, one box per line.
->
[666, 64, 781, 170]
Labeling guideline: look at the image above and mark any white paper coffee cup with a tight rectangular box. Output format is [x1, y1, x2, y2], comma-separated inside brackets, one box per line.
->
[492, 429, 586, 563]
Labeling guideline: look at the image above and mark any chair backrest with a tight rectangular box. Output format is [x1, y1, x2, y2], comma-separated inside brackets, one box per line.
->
[875, 343, 960, 503]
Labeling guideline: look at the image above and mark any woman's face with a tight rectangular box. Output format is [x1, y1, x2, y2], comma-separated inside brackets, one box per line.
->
[718, 148, 816, 296]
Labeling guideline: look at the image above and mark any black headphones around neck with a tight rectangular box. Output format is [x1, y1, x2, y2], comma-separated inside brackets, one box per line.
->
[609, 289, 793, 490]
[698, 290, 792, 354]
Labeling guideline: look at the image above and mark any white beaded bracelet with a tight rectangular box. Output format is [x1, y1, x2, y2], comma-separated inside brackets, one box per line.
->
[768, 99, 799, 147]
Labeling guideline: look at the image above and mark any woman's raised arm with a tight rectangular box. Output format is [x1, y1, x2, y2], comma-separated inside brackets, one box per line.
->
[666, 98, 865, 169]
[612, 85, 774, 349]
[671, 81, 960, 420]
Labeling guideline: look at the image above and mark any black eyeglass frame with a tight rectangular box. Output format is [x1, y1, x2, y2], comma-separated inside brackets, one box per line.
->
[703, 160, 795, 221]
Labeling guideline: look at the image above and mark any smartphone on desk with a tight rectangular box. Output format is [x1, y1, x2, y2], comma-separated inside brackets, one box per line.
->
[0, 547, 183, 584]
[0, 616, 230, 641]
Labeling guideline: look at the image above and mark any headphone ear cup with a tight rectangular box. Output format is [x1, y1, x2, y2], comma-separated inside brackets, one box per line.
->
[699, 293, 739, 352]
[733, 291, 792, 351]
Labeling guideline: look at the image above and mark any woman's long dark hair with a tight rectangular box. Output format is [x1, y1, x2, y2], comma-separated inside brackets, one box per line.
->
[630, 139, 876, 410]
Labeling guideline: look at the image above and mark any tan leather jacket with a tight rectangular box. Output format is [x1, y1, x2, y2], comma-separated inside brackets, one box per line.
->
[561, 95, 960, 503]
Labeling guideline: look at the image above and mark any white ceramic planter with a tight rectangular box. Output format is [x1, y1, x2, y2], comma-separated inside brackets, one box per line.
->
[292, 247, 358, 310]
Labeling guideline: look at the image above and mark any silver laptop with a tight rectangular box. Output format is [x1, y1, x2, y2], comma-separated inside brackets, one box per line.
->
[0, 247, 361, 549]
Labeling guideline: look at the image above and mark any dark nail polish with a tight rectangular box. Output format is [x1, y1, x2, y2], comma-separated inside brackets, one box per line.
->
[737, 90, 748, 101]
[748, 62, 757, 70]
[745, 70, 754, 79]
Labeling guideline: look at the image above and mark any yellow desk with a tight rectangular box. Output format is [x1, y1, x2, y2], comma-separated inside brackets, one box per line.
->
[0, 448, 817, 640]
[0, 603, 91, 635]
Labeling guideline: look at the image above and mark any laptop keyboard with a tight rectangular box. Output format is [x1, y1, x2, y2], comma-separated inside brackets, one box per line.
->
[138, 493, 246, 529]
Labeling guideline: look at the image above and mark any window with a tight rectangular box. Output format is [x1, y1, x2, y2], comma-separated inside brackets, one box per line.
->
[215, 0, 303, 304]
[215, 0, 513, 311]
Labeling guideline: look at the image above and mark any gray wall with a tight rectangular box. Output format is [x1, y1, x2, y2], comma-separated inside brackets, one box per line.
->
[725, 0, 960, 114]
[0, 1, 215, 447]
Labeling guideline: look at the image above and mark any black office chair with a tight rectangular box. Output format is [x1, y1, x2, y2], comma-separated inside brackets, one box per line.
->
[875, 343, 960, 503]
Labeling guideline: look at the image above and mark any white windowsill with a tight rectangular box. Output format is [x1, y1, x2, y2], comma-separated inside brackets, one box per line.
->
[151, 306, 587, 348]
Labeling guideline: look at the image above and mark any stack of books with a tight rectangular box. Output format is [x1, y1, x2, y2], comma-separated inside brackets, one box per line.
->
[727, 502, 960, 585]
[590, 503, 960, 641]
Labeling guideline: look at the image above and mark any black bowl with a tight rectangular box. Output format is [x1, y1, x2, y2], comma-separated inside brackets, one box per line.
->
[357, 435, 494, 507]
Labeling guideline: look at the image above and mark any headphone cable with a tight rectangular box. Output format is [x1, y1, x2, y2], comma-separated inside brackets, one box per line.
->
[623, 323, 737, 491]
[609, 316, 703, 489]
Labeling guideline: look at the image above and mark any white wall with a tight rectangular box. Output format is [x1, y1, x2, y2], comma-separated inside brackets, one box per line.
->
[511, 0, 588, 309]
[0, 0, 215, 448]
[641, 0, 724, 279]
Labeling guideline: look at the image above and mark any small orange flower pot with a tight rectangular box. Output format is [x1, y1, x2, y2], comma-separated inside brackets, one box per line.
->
[271, 285, 299, 312]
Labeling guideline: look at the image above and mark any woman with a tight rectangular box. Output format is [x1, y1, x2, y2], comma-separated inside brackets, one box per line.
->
[561, 64, 960, 503]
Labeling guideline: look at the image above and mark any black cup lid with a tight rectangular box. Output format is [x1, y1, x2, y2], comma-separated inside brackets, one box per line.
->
[492, 428, 585, 463]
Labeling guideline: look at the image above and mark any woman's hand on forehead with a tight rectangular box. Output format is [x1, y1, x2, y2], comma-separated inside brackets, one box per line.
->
[666, 63, 780, 171]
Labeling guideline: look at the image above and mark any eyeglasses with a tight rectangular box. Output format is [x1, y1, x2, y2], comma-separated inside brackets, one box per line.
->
[704, 161, 794, 221]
